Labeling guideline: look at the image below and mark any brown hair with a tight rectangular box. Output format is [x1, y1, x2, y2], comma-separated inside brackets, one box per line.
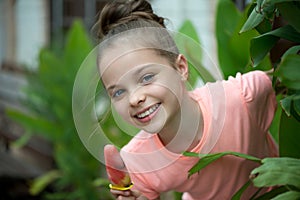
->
[95, 0, 179, 66]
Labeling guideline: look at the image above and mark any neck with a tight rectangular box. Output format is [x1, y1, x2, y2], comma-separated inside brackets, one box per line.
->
[158, 91, 203, 154]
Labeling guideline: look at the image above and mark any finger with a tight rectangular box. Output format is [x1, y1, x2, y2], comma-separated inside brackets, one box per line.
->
[111, 189, 131, 197]
[130, 190, 142, 198]
[117, 196, 135, 200]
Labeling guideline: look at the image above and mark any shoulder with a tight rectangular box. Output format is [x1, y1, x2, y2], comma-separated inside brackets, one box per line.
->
[227, 70, 273, 102]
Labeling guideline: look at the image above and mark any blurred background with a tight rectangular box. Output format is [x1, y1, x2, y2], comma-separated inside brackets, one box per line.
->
[3, 0, 298, 199]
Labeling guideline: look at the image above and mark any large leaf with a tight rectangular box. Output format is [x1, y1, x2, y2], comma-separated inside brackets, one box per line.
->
[272, 191, 300, 200]
[281, 45, 300, 60]
[242, 0, 300, 32]
[176, 20, 216, 84]
[240, 4, 265, 33]
[216, 0, 259, 78]
[278, 110, 300, 158]
[275, 54, 300, 90]
[276, 1, 300, 32]
[251, 157, 300, 188]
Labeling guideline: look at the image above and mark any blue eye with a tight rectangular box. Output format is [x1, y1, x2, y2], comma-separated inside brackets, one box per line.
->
[112, 89, 125, 98]
[142, 74, 154, 83]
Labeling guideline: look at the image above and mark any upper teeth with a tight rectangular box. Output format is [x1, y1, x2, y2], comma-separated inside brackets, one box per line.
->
[137, 104, 160, 119]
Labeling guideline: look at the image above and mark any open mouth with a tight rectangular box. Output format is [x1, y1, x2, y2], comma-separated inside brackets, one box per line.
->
[135, 103, 161, 119]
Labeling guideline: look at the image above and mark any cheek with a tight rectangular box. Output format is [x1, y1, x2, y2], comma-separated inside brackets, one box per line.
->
[112, 101, 130, 119]
[152, 77, 183, 99]
[111, 101, 137, 130]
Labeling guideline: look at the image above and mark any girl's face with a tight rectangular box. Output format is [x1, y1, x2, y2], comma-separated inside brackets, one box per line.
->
[100, 48, 188, 134]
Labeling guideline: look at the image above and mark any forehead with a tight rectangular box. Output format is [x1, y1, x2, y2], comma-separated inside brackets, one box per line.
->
[99, 47, 170, 84]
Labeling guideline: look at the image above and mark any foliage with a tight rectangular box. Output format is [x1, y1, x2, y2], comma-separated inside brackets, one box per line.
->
[6, 20, 112, 199]
[215, 0, 272, 78]
[185, 0, 300, 199]
[240, 0, 300, 156]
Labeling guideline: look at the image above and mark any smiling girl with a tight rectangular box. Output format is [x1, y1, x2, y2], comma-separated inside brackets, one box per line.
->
[95, 0, 278, 199]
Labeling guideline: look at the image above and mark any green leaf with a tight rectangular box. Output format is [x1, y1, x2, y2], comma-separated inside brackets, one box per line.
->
[293, 96, 300, 117]
[272, 191, 300, 200]
[280, 95, 294, 117]
[6, 109, 59, 140]
[216, 0, 259, 77]
[268, 94, 282, 142]
[11, 130, 33, 148]
[231, 180, 252, 200]
[30, 170, 62, 195]
[92, 178, 110, 187]
[275, 54, 300, 90]
[251, 157, 300, 188]
[240, 4, 265, 33]
[279, 110, 300, 158]
[250, 25, 300, 67]
[184, 151, 261, 176]
[253, 186, 288, 200]
[176, 20, 216, 84]
[277, 1, 300, 32]
[281, 45, 300, 60]
[291, 97, 300, 122]
[216, 0, 242, 78]
[250, 33, 278, 67]
[178, 19, 200, 45]
[262, 0, 300, 6]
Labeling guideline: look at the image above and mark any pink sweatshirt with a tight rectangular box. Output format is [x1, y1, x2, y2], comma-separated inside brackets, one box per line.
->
[120, 71, 278, 200]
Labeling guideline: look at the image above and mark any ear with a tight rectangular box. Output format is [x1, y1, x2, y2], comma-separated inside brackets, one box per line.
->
[175, 54, 189, 81]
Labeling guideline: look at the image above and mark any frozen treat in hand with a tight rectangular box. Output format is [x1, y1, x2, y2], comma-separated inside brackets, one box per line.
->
[104, 144, 133, 190]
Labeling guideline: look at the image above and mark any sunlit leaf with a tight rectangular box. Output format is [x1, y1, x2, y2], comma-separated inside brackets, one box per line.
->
[251, 157, 300, 188]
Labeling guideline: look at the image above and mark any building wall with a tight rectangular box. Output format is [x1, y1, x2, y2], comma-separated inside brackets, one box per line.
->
[15, 0, 49, 69]
[151, 0, 219, 74]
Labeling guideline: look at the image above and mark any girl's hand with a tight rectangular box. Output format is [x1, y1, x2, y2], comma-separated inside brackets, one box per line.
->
[111, 189, 148, 200]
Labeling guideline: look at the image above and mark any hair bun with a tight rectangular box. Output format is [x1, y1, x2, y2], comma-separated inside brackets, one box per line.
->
[96, 0, 165, 38]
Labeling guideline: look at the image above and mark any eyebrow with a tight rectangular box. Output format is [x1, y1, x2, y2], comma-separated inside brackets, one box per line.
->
[106, 64, 154, 92]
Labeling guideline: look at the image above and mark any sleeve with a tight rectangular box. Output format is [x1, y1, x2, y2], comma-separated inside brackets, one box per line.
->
[229, 70, 277, 132]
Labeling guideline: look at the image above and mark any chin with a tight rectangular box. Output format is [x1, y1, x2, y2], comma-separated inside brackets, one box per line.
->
[141, 120, 166, 134]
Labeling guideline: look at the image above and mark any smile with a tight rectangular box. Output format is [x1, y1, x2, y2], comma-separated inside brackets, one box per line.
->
[135, 103, 160, 119]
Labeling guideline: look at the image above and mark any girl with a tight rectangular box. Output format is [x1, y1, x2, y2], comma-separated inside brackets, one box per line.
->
[96, 0, 278, 199]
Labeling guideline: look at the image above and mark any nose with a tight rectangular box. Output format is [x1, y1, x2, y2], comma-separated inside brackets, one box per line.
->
[129, 88, 146, 107]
